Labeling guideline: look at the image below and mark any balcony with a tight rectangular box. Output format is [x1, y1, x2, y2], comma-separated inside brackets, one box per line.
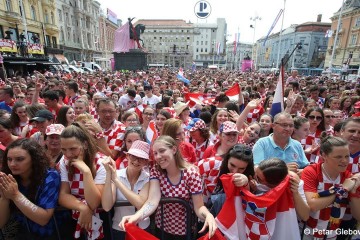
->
[45, 23, 59, 35]
[41, 0, 55, 8]
[4, 10, 21, 22]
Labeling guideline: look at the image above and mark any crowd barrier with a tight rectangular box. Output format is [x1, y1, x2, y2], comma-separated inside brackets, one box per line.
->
[0, 197, 197, 240]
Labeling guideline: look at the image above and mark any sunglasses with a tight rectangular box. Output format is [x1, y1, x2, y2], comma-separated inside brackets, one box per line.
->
[308, 115, 323, 121]
[231, 144, 252, 156]
[325, 115, 335, 119]
[126, 126, 142, 132]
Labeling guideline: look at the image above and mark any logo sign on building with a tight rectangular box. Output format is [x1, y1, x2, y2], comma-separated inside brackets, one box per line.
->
[28, 43, 44, 55]
[194, 1, 211, 19]
[107, 8, 118, 24]
[0, 39, 17, 53]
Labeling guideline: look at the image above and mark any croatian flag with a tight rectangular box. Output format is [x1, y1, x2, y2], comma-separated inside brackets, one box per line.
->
[184, 93, 214, 107]
[216, 175, 300, 240]
[125, 223, 159, 240]
[135, 104, 147, 122]
[225, 83, 241, 101]
[146, 121, 158, 144]
[176, 68, 190, 84]
[216, 42, 221, 55]
[270, 65, 284, 117]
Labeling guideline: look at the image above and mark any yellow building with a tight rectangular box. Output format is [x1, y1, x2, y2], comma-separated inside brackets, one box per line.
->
[0, 0, 62, 76]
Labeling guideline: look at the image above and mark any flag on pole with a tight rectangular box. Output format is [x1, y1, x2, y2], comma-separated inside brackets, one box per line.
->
[216, 42, 221, 55]
[270, 64, 284, 117]
[263, 9, 283, 46]
[215, 174, 301, 240]
[176, 68, 190, 84]
[325, 29, 333, 38]
[191, 62, 196, 72]
[146, 121, 158, 144]
[233, 33, 240, 55]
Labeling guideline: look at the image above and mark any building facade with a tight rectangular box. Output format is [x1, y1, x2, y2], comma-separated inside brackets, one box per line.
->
[56, 0, 101, 63]
[324, 0, 360, 70]
[225, 42, 252, 70]
[256, 18, 330, 71]
[0, 0, 62, 76]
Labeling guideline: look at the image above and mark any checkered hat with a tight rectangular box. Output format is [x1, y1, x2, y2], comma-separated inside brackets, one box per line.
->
[45, 124, 65, 135]
[127, 140, 150, 160]
[185, 118, 206, 132]
[219, 121, 239, 133]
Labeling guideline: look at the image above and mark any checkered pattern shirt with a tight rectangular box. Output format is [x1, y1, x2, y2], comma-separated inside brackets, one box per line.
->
[348, 152, 360, 174]
[115, 154, 128, 170]
[101, 120, 126, 152]
[316, 98, 325, 109]
[150, 166, 203, 236]
[238, 136, 255, 149]
[302, 163, 351, 239]
[196, 156, 223, 202]
[246, 107, 264, 124]
[301, 129, 321, 163]
[67, 95, 80, 108]
[90, 106, 99, 121]
[191, 139, 212, 162]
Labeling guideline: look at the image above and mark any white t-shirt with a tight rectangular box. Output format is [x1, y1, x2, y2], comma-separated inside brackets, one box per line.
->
[112, 168, 150, 231]
[142, 95, 160, 108]
[118, 94, 142, 111]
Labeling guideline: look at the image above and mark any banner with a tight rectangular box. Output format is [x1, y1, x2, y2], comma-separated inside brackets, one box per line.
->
[28, 43, 44, 54]
[107, 8, 118, 24]
[263, 9, 283, 46]
[0, 39, 17, 52]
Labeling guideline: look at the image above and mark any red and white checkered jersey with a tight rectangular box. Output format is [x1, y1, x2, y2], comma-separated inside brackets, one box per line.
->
[302, 163, 351, 239]
[348, 152, 360, 174]
[238, 136, 255, 149]
[90, 106, 99, 121]
[115, 154, 128, 170]
[150, 166, 203, 236]
[101, 120, 126, 152]
[67, 95, 80, 108]
[191, 139, 213, 162]
[59, 152, 107, 199]
[196, 156, 223, 202]
[246, 107, 264, 124]
[301, 129, 321, 163]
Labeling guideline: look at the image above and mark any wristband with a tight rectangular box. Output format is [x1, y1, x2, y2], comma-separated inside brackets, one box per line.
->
[95, 131, 104, 139]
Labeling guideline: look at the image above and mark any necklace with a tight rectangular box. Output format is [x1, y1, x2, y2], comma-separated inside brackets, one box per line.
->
[321, 164, 338, 186]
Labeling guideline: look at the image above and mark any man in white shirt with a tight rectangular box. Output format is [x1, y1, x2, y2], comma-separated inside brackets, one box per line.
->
[142, 85, 160, 108]
[118, 89, 142, 112]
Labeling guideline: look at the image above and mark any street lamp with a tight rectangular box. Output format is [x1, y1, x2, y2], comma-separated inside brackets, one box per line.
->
[250, 15, 261, 71]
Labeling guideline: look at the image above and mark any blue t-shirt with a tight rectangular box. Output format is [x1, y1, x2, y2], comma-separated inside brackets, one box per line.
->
[15, 168, 61, 236]
[253, 134, 309, 169]
[0, 101, 12, 112]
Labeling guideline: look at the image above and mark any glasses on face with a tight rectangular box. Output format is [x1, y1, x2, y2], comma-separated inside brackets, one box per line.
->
[274, 122, 294, 128]
[325, 115, 335, 119]
[143, 112, 154, 116]
[308, 115, 323, 121]
[231, 144, 252, 156]
[129, 154, 147, 163]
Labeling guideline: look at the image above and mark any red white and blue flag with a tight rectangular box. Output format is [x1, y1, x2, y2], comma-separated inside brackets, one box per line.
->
[216, 174, 300, 240]
[269, 64, 284, 117]
[146, 120, 158, 144]
[216, 42, 221, 55]
[225, 83, 241, 101]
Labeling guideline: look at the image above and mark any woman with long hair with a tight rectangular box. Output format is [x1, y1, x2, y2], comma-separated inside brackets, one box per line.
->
[259, 113, 273, 138]
[115, 126, 146, 169]
[56, 106, 75, 127]
[209, 108, 229, 143]
[10, 101, 29, 136]
[141, 106, 155, 133]
[146, 110, 171, 144]
[0, 139, 60, 239]
[122, 112, 139, 128]
[120, 136, 217, 239]
[102, 140, 150, 240]
[339, 96, 352, 119]
[301, 136, 360, 240]
[0, 118, 20, 150]
[303, 107, 325, 163]
[161, 118, 196, 163]
[58, 123, 107, 239]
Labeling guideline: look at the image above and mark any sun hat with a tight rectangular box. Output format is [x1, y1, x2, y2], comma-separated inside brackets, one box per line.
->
[185, 118, 206, 132]
[127, 140, 150, 160]
[29, 109, 54, 123]
[45, 124, 65, 135]
[174, 101, 189, 116]
[219, 121, 240, 133]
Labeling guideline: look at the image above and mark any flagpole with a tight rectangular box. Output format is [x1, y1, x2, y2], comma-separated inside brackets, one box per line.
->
[276, 0, 286, 68]
[329, 0, 345, 72]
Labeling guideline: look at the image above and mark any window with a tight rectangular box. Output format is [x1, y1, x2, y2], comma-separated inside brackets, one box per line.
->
[51, 12, 54, 24]
[60, 29, 64, 41]
[0, 26, 3, 39]
[30, 5, 36, 20]
[5, 0, 12, 11]
[350, 34, 357, 45]
[45, 35, 51, 46]
[58, 10, 62, 21]
[44, 11, 49, 23]
[355, 17, 360, 27]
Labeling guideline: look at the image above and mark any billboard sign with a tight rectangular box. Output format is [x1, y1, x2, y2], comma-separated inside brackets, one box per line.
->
[107, 8, 118, 24]
[28, 43, 44, 54]
[0, 39, 17, 52]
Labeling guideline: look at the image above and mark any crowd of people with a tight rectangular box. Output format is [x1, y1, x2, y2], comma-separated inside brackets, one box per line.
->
[0, 67, 359, 240]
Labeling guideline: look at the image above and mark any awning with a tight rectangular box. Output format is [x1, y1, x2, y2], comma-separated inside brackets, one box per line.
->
[54, 54, 69, 64]
[7, 61, 36, 65]
[36, 62, 61, 65]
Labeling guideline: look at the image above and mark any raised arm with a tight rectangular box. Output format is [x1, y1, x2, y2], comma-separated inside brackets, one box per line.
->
[236, 98, 262, 131]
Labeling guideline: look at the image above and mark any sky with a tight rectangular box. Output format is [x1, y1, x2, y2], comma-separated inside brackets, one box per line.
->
[97, 0, 343, 43]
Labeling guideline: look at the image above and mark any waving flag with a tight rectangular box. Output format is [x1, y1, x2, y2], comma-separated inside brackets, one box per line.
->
[233, 32, 240, 55]
[216, 42, 221, 55]
[176, 68, 190, 84]
[146, 120, 158, 144]
[225, 83, 241, 101]
[216, 174, 300, 240]
[270, 65, 284, 117]
[263, 9, 283, 46]
[135, 104, 147, 123]
[184, 93, 215, 107]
